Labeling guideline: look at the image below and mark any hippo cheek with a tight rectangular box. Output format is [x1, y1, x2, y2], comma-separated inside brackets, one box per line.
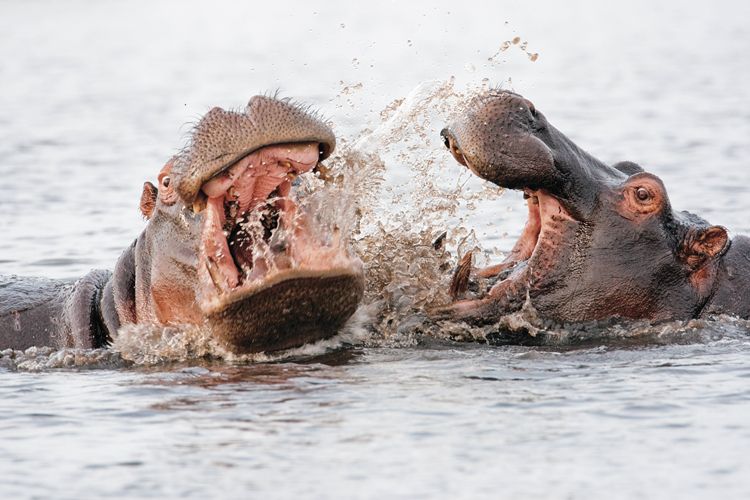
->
[151, 279, 203, 325]
[143, 243, 204, 325]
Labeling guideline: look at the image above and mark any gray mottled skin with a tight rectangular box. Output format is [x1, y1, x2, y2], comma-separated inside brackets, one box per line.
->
[0, 271, 111, 349]
[1, 95, 363, 352]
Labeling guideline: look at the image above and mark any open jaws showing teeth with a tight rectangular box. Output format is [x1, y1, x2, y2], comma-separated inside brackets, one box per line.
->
[451, 187, 575, 302]
[198, 143, 320, 296]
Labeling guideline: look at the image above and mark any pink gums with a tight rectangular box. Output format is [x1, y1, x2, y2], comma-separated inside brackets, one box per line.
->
[200, 143, 319, 291]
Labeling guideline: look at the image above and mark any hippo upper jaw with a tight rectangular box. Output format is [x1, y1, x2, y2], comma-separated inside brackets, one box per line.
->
[440, 89, 629, 222]
[174, 95, 336, 206]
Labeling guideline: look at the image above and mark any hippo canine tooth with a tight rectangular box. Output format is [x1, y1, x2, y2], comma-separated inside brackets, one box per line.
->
[206, 257, 226, 294]
[192, 195, 207, 214]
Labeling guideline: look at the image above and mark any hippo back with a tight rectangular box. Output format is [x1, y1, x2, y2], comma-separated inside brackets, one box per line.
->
[0, 275, 71, 350]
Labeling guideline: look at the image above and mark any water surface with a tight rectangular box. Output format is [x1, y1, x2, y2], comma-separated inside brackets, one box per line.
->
[1, 0, 750, 498]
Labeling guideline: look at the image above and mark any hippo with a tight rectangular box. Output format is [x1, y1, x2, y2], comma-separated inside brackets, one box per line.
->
[0, 96, 364, 353]
[438, 89, 750, 327]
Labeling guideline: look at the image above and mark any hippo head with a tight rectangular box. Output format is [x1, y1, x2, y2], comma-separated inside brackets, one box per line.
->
[439, 90, 732, 324]
[128, 96, 364, 353]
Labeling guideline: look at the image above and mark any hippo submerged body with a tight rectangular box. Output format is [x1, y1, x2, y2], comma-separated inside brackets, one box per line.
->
[0, 96, 364, 353]
[439, 90, 750, 326]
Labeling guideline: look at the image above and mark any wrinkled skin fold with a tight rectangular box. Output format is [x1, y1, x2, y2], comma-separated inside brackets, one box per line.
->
[438, 89, 750, 326]
[1, 96, 364, 353]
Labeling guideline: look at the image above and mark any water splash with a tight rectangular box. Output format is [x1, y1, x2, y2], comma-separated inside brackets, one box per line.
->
[320, 78, 507, 341]
[488, 36, 540, 63]
[0, 346, 127, 372]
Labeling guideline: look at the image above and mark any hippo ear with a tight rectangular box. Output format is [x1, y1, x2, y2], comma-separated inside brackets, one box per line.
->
[613, 161, 644, 176]
[681, 226, 729, 269]
[140, 181, 158, 219]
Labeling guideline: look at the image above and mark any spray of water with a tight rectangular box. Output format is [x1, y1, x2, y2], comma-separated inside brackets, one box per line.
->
[326, 78, 507, 341]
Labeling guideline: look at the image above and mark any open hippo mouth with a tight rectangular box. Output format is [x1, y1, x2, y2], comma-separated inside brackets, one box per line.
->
[189, 141, 364, 353]
[438, 91, 579, 319]
[139, 96, 364, 354]
[438, 89, 733, 327]
[197, 142, 322, 293]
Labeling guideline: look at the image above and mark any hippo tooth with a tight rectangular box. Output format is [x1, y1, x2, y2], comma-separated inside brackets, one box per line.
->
[205, 257, 226, 293]
[224, 200, 239, 229]
[242, 264, 253, 281]
[192, 194, 207, 214]
[314, 163, 333, 183]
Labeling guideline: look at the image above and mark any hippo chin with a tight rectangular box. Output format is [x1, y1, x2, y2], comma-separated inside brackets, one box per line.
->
[1, 96, 364, 354]
[438, 89, 750, 326]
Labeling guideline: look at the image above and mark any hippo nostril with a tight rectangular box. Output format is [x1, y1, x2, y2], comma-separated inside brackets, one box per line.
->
[525, 99, 536, 116]
[440, 128, 451, 150]
[441, 129, 468, 166]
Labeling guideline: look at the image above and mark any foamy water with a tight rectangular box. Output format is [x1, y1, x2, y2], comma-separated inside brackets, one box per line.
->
[2, 0, 750, 498]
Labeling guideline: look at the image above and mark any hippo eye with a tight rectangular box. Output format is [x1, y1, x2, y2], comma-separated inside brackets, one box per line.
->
[162, 176, 171, 188]
[635, 187, 650, 202]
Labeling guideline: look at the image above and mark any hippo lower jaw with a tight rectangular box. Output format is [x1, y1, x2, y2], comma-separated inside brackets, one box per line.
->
[447, 183, 578, 322]
[494, 189, 575, 277]
[203, 267, 364, 353]
[192, 142, 364, 353]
